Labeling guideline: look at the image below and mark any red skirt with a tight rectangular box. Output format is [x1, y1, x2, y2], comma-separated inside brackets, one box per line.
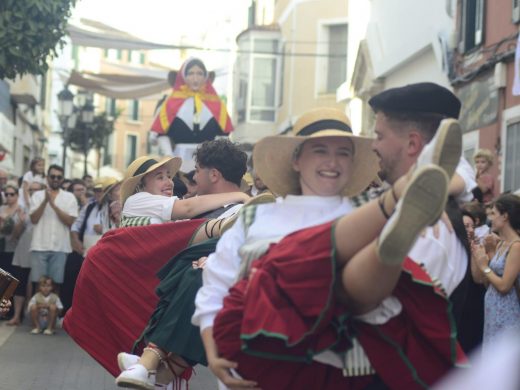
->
[63, 220, 204, 376]
[213, 221, 467, 390]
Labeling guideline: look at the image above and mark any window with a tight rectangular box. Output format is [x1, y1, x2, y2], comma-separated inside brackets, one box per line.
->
[326, 24, 348, 93]
[504, 121, 520, 192]
[129, 50, 143, 65]
[316, 22, 348, 95]
[128, 100, 140, 121]
[126, 134, 138, 167]
[71, 45, 79, 69]
[103, 132, 114, 166]
[106, 98, 117, 118]
[235, 34, 281, 123]
[250, 57, 277, 121]
[514, 0, 520, 24]
[106, 49, 122, 61]
[460, 0, 485, 52]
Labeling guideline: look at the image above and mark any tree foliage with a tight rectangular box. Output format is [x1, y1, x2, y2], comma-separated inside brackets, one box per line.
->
[0, 0, 76, 79]
[68, 112, 116, 155]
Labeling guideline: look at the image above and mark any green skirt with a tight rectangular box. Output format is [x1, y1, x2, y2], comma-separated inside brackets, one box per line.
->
[135, 239, 218, 366]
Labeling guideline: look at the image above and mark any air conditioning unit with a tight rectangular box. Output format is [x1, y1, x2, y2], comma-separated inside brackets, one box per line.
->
[513, 0, 520, 24]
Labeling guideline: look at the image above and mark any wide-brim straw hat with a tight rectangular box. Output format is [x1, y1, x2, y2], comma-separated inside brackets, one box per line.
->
[100, 180, 123, 203]
[253, 107, 379, 197]
[93, 176, 119, 192]
[120, 155, 182, 205]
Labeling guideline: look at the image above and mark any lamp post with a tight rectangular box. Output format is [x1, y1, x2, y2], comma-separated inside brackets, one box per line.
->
[57, 87, 75, 170]
[81, 99, 95, 176]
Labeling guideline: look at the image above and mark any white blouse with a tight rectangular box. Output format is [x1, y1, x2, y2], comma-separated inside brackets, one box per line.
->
[122, 192, 178, 224]
[193, 195, 354, 331]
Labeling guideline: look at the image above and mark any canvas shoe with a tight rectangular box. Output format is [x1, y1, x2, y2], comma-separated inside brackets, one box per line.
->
[378, 165, 449, 265]
[43, 329, 55, 335]
[115, 363, 155, 390]
[30, 328, 41, 334]
[416, 118, 462, 179]
[117, 352, 140, 372]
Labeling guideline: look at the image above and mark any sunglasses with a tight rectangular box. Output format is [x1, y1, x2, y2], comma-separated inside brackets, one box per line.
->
[4, 192, 17, 197]
[93, 188, 103, 193]
[49, 175, 63, 180]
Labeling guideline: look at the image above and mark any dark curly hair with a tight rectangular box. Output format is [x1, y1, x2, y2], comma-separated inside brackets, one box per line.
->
[194, 139, 247, 186]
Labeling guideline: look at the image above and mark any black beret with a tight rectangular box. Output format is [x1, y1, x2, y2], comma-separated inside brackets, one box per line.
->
[368, 82, 461, 119]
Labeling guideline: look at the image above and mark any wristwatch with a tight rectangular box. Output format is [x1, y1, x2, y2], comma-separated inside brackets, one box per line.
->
[483, 267, 492, 275]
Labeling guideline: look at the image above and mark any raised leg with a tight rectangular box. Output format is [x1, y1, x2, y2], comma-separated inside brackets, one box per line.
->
[336, 166, 449, 314]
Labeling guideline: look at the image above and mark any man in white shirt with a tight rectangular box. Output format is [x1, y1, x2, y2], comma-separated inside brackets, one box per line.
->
[30, 165, 78, 293]
[369, 82, 474, 324]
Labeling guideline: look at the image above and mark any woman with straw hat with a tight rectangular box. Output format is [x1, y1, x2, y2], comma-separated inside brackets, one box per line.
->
[119, 155, 249, 227]
[193, 108, 466, 389]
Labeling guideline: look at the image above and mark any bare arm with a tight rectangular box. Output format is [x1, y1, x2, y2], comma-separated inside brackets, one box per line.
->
[22, 181, 30, 208]
[482, 243, 520, 294]
[171, 192, 249, 220]
[11, 208, 26, 241]
[470, 243, 488, 285]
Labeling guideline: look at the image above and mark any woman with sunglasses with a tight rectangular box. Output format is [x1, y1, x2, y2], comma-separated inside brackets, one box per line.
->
[0, 184, 27, 323]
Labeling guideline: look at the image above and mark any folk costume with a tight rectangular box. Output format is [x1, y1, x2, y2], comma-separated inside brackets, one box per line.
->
[64, 155, 242, 380]
[193, 108, 467, 389]
[150, 58, 233, 169]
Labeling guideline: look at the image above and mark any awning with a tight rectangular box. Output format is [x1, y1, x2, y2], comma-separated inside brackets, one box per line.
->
[67, 70, 170, 99]
[67, 22, 180, 51]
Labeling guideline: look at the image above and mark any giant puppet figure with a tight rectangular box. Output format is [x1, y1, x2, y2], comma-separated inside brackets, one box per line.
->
[150, 57, 233, 170]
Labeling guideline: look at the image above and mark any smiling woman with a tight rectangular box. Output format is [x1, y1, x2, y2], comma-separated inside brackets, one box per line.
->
[119, 155, 249, 227]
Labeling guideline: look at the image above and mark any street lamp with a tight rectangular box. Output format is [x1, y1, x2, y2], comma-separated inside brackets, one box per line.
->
[57, 87, 76, 169]
[81, 99, 95, 176]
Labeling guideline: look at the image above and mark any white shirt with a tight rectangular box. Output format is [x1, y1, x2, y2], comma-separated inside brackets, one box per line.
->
[30, 189, 78, 253]
[122, 192, 178, 224]
[405, 158, 474, 295]
[22, 171, 46, 186]
[27, 293, 64, 311]
[193, 195, 355, 331]
[408, 223, 468, 296]
[455, 157, 477, 204]
[71, 200, 102, 236]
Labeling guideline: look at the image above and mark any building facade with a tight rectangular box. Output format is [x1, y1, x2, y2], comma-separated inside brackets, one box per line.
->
[232, 0, 348, 142]
[452, 0, 520, 193]
[0, 74, 49, 178]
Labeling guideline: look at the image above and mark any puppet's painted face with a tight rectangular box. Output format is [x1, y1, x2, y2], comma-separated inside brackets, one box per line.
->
[185, 65, 206, 92]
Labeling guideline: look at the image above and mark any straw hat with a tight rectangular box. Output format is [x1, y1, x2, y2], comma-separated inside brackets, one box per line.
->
[120, 156, 182, 205]
[93, 176, 119, 192]
[253, 107, 379, 197]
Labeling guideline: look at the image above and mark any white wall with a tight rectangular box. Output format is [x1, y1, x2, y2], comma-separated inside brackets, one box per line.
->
[366, 0, 453, 79]
[384, 46, 451, 89]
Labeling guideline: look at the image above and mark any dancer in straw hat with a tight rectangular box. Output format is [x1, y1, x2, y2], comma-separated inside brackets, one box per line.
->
[193, 108, 467, 389]
[119, 155, 249, 227]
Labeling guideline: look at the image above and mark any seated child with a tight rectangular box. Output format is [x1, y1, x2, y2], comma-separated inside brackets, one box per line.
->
[28, 276, 63, 335]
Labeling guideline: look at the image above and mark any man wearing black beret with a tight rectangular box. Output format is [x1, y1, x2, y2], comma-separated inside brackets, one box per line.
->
[369, 82, 476, 353]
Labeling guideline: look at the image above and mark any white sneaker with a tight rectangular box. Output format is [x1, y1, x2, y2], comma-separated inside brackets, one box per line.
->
[416, 118, 462, 179]
[115, 363, 155, 390]
[117, 352, 140, 371]
[378, 165, 449, 265]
